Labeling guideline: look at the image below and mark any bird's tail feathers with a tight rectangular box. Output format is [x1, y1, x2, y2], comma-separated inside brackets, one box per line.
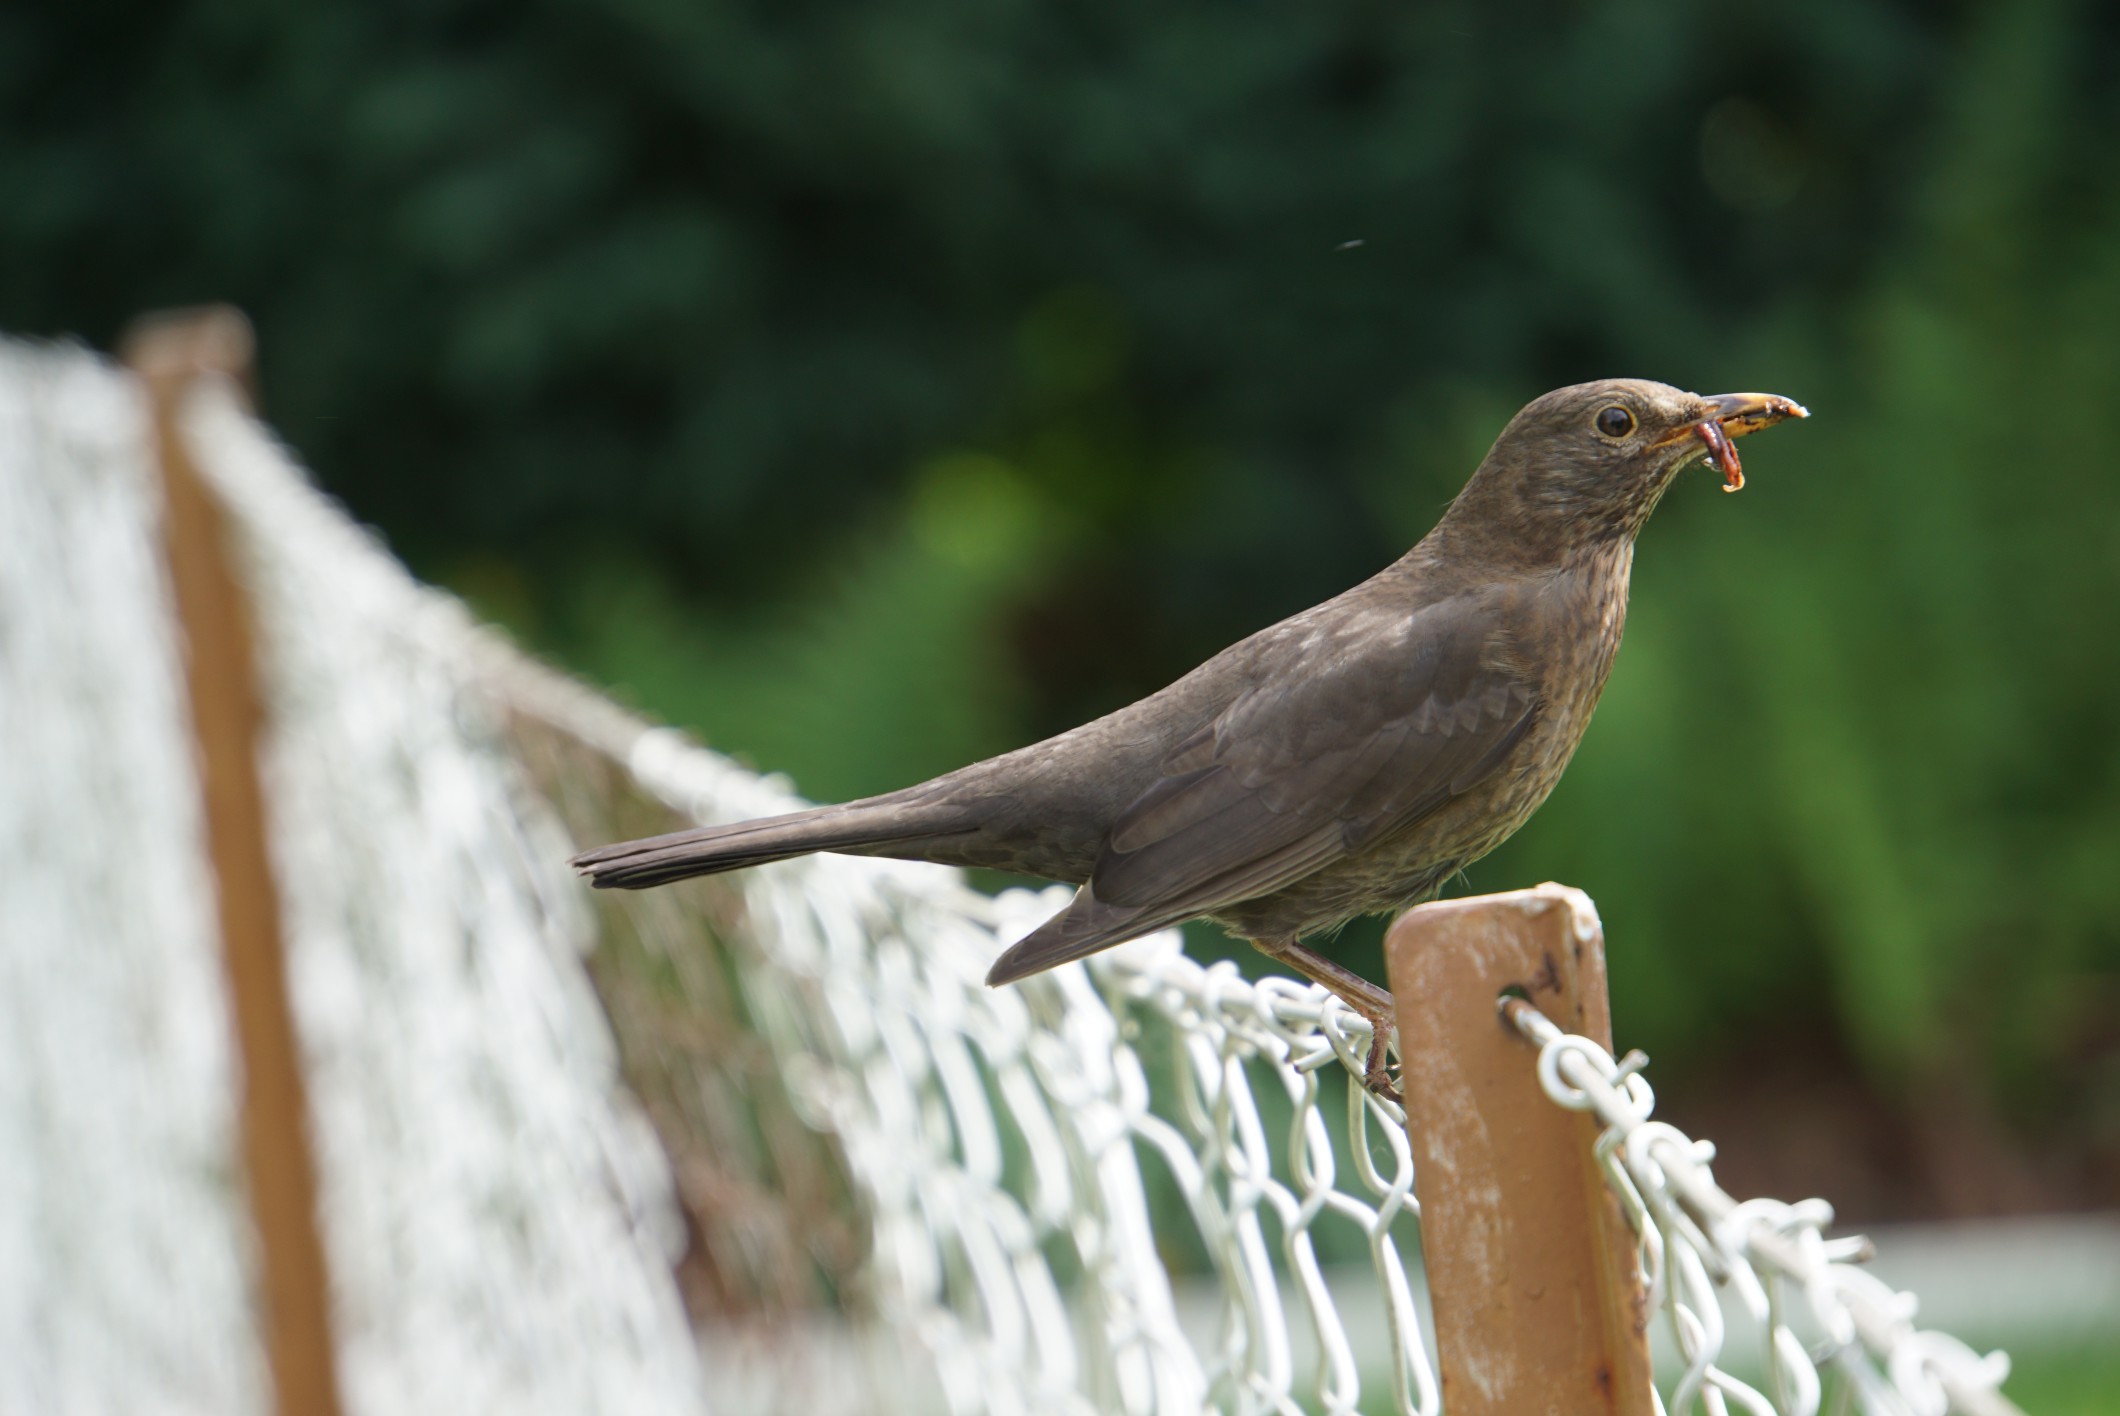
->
[572, 797, 960, 890]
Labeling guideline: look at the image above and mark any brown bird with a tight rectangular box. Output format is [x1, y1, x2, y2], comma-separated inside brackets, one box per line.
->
[574, 379, 1806, 1096]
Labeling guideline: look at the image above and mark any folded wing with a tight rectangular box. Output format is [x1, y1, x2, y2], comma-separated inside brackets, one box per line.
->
[987, 593, 1540, 983]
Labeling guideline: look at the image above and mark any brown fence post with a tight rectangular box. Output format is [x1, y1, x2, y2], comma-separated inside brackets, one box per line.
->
[1386, 883, 1654, 1416]
[125, 309, 346, 1416]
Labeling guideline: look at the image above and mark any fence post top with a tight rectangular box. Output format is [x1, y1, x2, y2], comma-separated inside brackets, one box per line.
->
[121, 305, 255, 402]
[1394, 880, 1603, 940]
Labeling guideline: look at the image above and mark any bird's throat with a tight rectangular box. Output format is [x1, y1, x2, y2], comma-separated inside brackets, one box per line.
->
[1559, 538, 1635, 714]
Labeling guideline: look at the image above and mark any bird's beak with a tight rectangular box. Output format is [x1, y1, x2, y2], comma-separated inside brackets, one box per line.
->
[1705, 391, 1809, 438]
[1656, 391, 1809, 493]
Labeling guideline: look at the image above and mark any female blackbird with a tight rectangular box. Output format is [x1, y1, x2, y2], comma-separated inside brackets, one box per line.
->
[574, 379, 1806, 1094]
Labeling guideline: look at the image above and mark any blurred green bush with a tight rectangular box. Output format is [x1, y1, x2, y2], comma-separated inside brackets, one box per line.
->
[5, 0, 2114, 1204]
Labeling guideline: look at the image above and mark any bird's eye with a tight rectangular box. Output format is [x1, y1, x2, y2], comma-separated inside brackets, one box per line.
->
[1595, 406, 1635, 439]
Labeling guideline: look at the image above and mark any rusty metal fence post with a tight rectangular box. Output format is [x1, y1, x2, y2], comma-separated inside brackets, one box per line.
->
[125, 309, 346, 1416]
[1387, 883, 1655, 1416]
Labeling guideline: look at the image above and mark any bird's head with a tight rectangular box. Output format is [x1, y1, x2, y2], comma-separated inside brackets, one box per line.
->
[1443, 378, 1808, 558]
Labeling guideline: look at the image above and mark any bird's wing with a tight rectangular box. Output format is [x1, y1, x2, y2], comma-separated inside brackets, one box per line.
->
[987, 591, 1540, 982]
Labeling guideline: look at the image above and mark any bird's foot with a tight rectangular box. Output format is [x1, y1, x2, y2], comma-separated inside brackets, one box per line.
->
[1248, 937, 1404, 1105]
[1358, 1007, 1402, 1106]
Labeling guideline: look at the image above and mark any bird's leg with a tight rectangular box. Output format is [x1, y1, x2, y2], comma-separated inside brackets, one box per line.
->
[1253, 939, 1401, 1104]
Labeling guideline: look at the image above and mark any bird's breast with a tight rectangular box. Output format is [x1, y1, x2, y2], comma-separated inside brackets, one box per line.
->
[1428, 543, 1637, 859]
[1543, 540, 1635, 723]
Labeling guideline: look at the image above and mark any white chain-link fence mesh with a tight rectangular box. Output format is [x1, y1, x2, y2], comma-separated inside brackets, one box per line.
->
[0, 337, 2024, 1415]
[0, 339, 267, 1416]
[1504, 1002, 2022, 1416]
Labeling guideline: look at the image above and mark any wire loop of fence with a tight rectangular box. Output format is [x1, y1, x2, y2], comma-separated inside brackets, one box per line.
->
[1501, 998, 2021, 1416]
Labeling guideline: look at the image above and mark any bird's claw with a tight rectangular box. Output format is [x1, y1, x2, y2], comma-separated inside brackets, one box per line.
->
[1360, 1011, 1403, 1106]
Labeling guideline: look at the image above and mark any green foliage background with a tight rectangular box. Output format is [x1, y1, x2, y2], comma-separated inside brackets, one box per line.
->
[8, 0, 2116, 1206]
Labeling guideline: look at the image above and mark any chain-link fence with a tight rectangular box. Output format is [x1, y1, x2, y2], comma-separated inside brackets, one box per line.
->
[0, 333, 2027, 1415]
